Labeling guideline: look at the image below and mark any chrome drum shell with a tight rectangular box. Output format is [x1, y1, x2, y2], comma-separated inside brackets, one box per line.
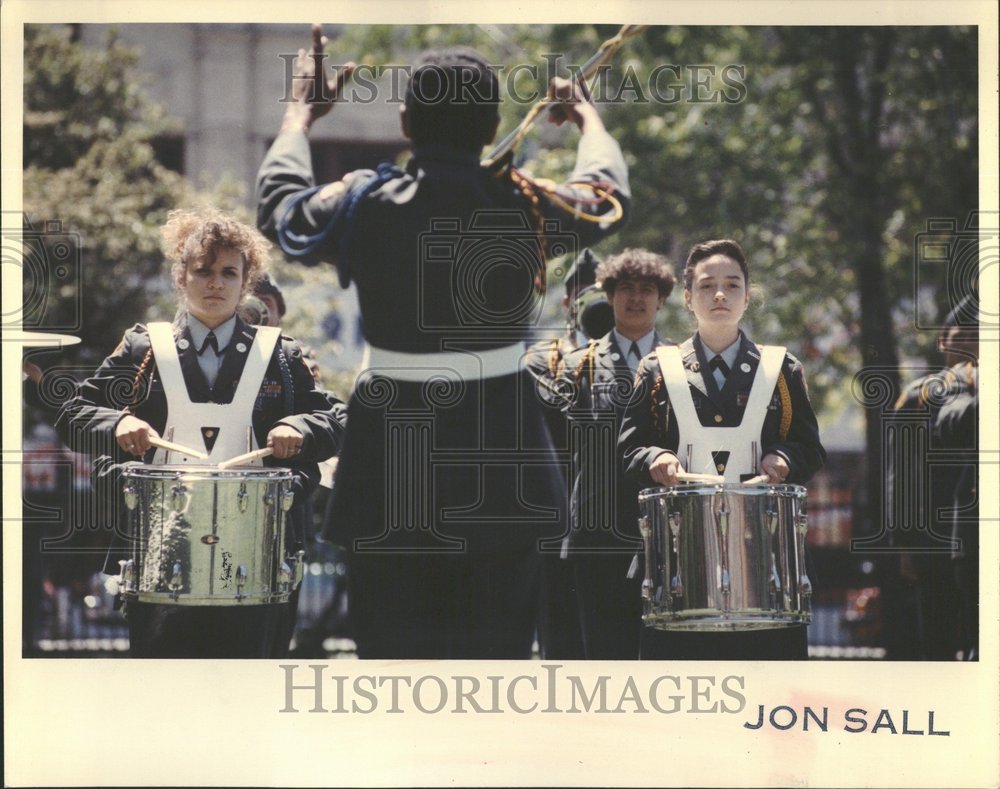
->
[638, 483, 812, 631]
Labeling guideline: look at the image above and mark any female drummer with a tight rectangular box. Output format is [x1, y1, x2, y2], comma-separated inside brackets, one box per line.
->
[56, 208, 347, 658]
[618, 238, 825, 659]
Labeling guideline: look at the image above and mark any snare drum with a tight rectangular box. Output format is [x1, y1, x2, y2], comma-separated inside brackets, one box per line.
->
[118, 464, 304, 605]
[638, 483, 812, 630]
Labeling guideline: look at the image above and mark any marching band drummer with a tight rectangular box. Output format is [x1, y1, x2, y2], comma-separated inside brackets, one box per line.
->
[618, 239, 825, 660]
[56, 208, 347, 658]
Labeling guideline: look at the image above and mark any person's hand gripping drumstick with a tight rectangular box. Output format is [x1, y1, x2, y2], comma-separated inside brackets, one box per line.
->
[648, 451, 684, 486]
[266, 423, 305, 460]
[115, 414, 160, 457]
[760, 453, 790, 483]
[650, 451, 726, 485]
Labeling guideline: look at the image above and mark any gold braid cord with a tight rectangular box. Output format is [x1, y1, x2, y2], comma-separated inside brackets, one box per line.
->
[129, 348, 155, 411]
[777, 372, 792, 441]
[482, 24, 647, 168]
[507, 167, 549, 295]
[571, 340, 599, 393]
[547, 339, 563, 378]
[650, 372, 665, 440]
[537, 179, 625, 224]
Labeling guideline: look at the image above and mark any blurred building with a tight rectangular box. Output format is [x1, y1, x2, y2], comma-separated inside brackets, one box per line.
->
[76, 23, 408, 371]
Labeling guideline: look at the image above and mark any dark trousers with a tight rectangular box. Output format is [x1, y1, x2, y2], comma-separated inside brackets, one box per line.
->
[915, 555, 964, 660]
[536, 552, 585, 659]
[572, 552, 643, 660]
[953, 555, 979, 660]
[348, 548, 540, 659]
[127, 599, 294, 658]
[640, 624, 809, 660]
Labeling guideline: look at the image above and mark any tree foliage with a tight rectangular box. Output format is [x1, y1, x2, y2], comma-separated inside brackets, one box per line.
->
[22, 25, 235, 369]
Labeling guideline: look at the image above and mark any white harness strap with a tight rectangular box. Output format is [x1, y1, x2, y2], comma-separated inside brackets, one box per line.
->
[147, 322, 281, 464]
[654, 344, 785, 482]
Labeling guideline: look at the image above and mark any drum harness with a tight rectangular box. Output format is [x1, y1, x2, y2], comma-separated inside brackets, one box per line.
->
[655, 344, 787, 482]
[144, 322, 283, 465]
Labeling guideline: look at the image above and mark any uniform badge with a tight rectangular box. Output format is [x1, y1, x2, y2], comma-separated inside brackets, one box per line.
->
[236, 342, 248, 353]
[740, 362, 751, 373]
[611, 352, 621, 362]
[691, 361, 700, 373]
[177, 338, 190, 350]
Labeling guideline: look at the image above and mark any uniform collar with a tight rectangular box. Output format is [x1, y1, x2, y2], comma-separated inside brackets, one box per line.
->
[187, 312, 237, 354]
[693, 330, 753, 364]
[411, 145, 482, 168]
[611, 328, 657, 360]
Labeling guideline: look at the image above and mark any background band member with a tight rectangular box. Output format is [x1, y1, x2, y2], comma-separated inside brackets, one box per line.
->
[256, 29, 630, 658]
[525, 248, 611, 660]
[56, 208, 347, 658]
[619, 239, 825, 660]
[560, 248, 675, 659]
[252, 272, 287, 327]
[934, 362, 978, 661]
[886, 294, 978, 659]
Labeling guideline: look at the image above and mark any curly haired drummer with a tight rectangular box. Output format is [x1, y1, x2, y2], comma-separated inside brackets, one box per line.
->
[618, 239, 825, 660]
[56, 208, 347, 658]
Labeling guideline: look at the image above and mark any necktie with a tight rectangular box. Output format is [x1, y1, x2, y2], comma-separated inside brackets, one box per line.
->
[200, 332, 218, 355]
[198, 332, 221, 388]
[709, 355, 730, 386]
[626, 341, 642, 373]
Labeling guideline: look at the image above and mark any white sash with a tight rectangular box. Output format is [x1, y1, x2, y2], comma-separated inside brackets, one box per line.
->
[655, 343, 785, 482]
[147, 322, 281, 464]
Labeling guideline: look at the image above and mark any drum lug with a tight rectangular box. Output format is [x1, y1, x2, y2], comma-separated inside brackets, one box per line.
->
[118, 559, 136, 593]
[668, 510, 684, 597]
[715, 494, 731, 601]
[292, 550, 306, 587]
[765, 503, 782, 607]
[236, 564, 248, 600]
[237, 482, 249, 514]
[123, 483, 138, 511]
[168, 562, 183, 600]
[278, 561, 293, 591]
[171, 483, 189, 512]
[280, 488, 295, 513]
[795, 513, 813, 599]
[638, 516, 654, 601]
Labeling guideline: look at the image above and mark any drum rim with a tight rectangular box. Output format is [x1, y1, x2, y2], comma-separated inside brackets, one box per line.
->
[638, 482, 806, 500]
[121, 461, 294, 480]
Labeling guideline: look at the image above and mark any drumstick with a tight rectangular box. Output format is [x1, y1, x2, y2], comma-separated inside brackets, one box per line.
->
[676, 471, 725, 484]
[743, 474, 772, 485]
[148, 436, 209, 461]
[217, 447, 274, 469]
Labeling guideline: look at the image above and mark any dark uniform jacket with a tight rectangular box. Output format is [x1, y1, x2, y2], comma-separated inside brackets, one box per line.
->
[888, 361, 978, 550]
[256, 130, 630, 553]
[619, 331, 825, 488]
[561, 331, 667, 550]
[931, 363, 978, 559]
[56, 315, 348, 566]
[524, 336, 578, 465]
